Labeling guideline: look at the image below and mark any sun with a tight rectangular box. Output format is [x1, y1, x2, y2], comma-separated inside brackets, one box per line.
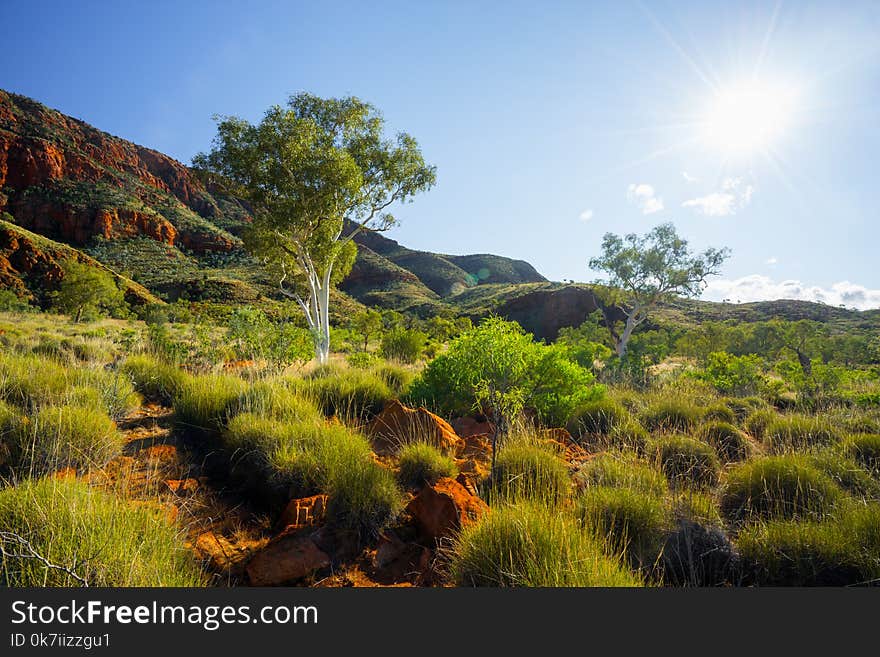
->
[702, 80, 797, 156]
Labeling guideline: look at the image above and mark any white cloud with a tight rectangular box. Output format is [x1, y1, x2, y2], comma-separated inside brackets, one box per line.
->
[765, 256, 778, 265]
[579, 209, 594, 222]
[682, 177, 754, 217]
[682, 171, 698, 184]
[703, 275, 880, 310]
[627, 183, 664, 215]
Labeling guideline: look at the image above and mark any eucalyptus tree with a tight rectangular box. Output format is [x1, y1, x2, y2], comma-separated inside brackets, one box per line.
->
[589, 223, 730, 358]
[194, 93, 436, 364]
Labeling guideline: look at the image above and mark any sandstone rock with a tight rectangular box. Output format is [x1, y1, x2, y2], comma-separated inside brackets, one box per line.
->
[278, 494, 329, 531]
[405, 477, 488, 542]
[141, 444, 178, 463]
[452, 416, 495, 439]
[367, 399, 461, 455]
[245, 529, 331, 586]
[164, 478, 199, 496]
[372, 531, 433, 585]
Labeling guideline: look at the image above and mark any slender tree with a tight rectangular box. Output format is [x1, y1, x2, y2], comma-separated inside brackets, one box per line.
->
[589, 223, 730, 358]
[194, 93, 436, 364]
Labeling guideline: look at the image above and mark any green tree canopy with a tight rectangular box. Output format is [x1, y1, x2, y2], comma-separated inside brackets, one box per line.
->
[194, 93, 436, 364]
[51, 260, 125, 322]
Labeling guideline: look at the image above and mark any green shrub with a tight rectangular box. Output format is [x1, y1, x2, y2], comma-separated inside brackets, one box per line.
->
[764, 415, 841, 453]
[744, 408, 777, 439]
[121, 355, 188, 405]
[174, 374, 247, 432]
[698, 421, 752, 462]
[702, 403, 736, 424]
[649, 435, 720, 488]
[346, 351, 379, 369]
[397, 442, 457, 488]
[11, 405, 122, 475]
[575, 451, 668, 496]
[845, 434, 880, 473]
[577, 486, 670, 567]
[380, 326, 427, 364]
[721, 456, 842, 521]
[449, 503, 642, 587]
[737, 505, 880, 585]
[567, 398, 629, 437]
[0, 478, 204, 586]
[305, 366, 394, 420]
[491, 444, 571, 503]
[640, 400, 703, 433]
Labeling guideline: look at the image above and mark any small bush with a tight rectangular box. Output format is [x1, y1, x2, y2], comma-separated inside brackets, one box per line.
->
[698, 421, 752, 462]
[577, 486, 670, 568]
[380, 327, 427, 364]
[640, 400, 703, 433]
[737, 505, 880, 585]
[575, 451, 667, 496]
[764, 415, 841, 453]
[702, 403, 736, 424]
[567, 398, 629, 437]
[0, 478, 204, 586]
[397, 442, 457, 488]
[491, 444, 571, 503]
[721, 456, 842, 521]
[649, 435, 720, 488]
[744, 408, 777, 439]
[11, 405, 122, 475]
[121, 355, 188, 405]
[449, 503, 642, 587]
[845, 434, 880, 473]
[346, 352, 379, 369]
[174, 374, 247, 432]
[305, 366, 394, 421]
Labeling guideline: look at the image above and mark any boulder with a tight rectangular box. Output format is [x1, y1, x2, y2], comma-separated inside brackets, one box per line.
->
[452, 416, 495, 439]
[277, 494, 329, 531]
[372, 531, 433, 585]
[367, 399, 460, 455]
[245, 529, 331, 586]
[164, 478, 199, 496]
[405, 477, 488, 542]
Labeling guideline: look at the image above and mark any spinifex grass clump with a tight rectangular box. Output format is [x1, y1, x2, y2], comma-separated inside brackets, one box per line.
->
[807, 449, 880, 500]
[121, 354, 188, 405]
[640, 399, 703, 433]
[764, 414, 841, 453]
[576, 486, 670, 569]
[490, 443, 571, 503]
[649, 435, 720, 488]
[304, 365, 394, 421]
[174, 373, 247, 433]
[721, 455, 842, 522]
[566, 398, 629, 438]
[702, 403, 736, 424]
[575, 451, 668, 496]
[0, 478, 205, 587]
[397, 442, 457, 489]
[845, 433, 880, 473]
[10, 404, 122, 476]
[605, 420, 651, 453]
[698, 421, 752, 462]
[372, 362, 415, 397]
[232, 380, 322, 422]
[723, 396, 769, 422]
[448, 503, 643, 587]
[736, 504, 880, 586]
[743, 409, 778, 439]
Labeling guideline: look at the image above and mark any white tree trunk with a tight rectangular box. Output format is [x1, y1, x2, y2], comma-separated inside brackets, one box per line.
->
[616, 307, 641, 358]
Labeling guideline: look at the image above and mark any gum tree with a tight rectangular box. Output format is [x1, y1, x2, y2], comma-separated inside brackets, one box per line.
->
[589, 223, 730, 358]
[194, 94, 436, 364]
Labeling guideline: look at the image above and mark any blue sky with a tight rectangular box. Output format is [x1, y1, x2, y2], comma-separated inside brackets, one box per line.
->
[3, 1, 880, 308]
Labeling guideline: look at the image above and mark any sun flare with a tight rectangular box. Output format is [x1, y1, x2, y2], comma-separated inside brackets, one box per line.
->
[702, 80, 797, 156]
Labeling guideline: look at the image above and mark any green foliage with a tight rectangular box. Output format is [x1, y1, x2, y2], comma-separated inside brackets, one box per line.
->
[721, 456, 842, 521]
[448, 503, 642, 587]
[0, 290, 31, 313]
[695, 352, 764, 394]
[174, 373, 248, 432]
[649, 435, 720, 488]
[567, 398, 630, 437]
[349, 309, 383, 351]
[397, 442, 457, 488]
[121, 355, 188, 405]
[379, 326, 427, 364]
[698, 421, 752, 462]
[50, 260, 126, 322]
[226, 306, 313, 367]
[0, 478, 203, 586]
[575, 451, 668, 496]
[577, 486, 670, 568]
[737, 505, 880, 585]
[346, 351, 379, 369]
[490, 443, 571, 503]
[304, 365, 394, 420]
[640, 399, 703, 433]
[764, 414, 841, 453]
